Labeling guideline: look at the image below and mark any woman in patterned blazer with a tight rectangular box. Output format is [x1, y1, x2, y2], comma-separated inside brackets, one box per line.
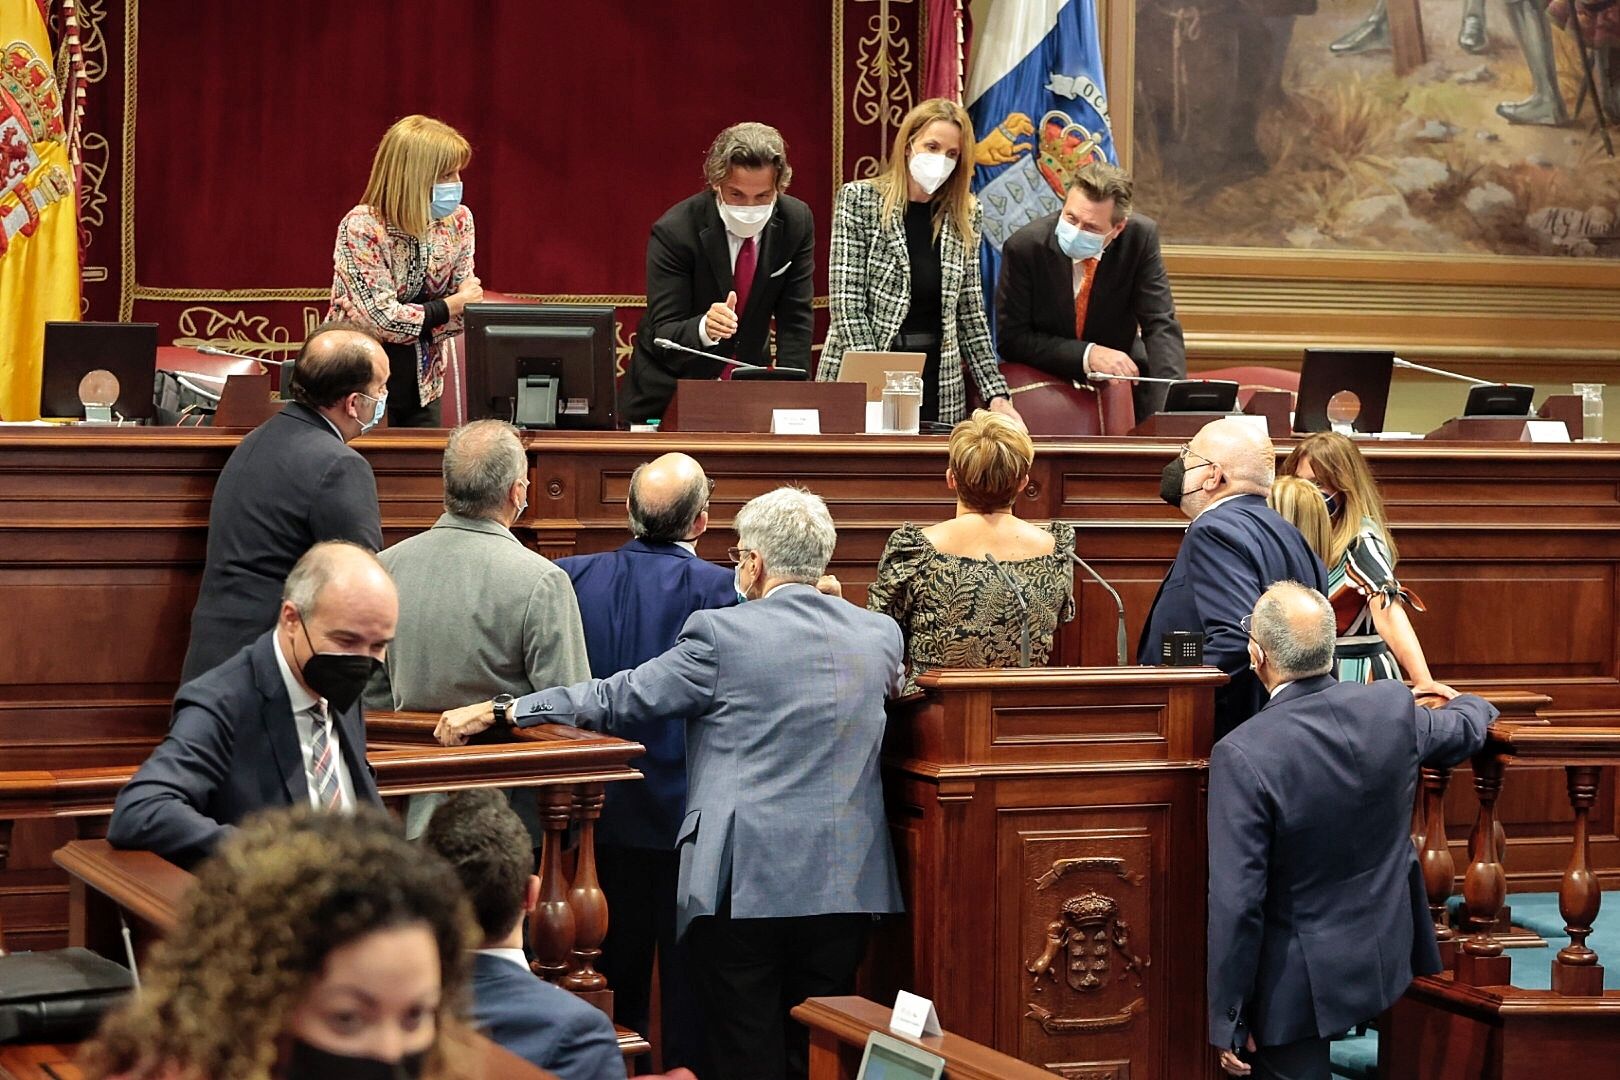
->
[330, 115, 483, 427]
[817, 99, 1023, 428]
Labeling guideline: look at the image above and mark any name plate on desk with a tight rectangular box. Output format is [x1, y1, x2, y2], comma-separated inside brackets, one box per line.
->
[663, 379, 865, 433]
[1521, 420, 1570, 443]
[771, 408, 820, 435]
[890, 990, 942, 1039]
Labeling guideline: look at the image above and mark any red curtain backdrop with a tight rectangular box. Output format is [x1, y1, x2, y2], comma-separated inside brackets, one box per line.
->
[67, 2, 925, 364]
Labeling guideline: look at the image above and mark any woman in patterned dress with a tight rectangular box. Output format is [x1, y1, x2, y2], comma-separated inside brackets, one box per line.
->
[867, 410, 1075, 694]
[1281, 432, 1457, 699]
[329, 115, 483, 428]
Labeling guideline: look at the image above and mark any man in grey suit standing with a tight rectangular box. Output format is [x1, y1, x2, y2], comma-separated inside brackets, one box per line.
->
[1208, 582, 1493, 1079]
[437, 486, 907, 1080]
[180, 323, 390, 682]
[367, 419, 589, 838]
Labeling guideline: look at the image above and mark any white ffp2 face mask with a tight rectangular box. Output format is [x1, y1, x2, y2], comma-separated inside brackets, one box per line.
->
[717, 197, 774, 239]
[908, 152, 956, 196]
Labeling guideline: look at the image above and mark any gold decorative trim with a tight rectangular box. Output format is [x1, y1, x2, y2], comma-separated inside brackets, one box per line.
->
[116, 0, 136, 320]
[132, 286, 329, 302]
[832, 0, 845, 188]
[1172, 279, 1620, 319]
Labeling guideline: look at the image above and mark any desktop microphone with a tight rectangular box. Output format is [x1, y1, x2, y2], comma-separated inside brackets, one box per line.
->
[984, 553, 1032, 668]
[196, 345, 266, 366]
[653, 337, 767, 371]
[1068, 549, 1128, 666]
[1391, 356, 1495, 387]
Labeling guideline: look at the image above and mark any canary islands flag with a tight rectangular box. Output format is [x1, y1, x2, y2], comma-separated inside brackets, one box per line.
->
[966, 0, 1114, 321]
[0, 0, 81, 420]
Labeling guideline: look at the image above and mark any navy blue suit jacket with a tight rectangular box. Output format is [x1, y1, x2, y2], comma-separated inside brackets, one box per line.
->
[108, 631, 381, 868]
[1207, 677, 1494, 1050]
[553, 539, 735, 848]
[1136, 494, 1328, 739]
[470, 952, 625, 1080]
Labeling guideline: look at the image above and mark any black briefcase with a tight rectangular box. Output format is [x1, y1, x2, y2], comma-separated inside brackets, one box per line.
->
[0, 947, 134, 1043]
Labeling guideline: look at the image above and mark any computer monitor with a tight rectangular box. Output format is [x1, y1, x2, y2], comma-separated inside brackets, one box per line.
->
[40, 321, 159, 421]
[463, 303, 617, 430]
[855, 1031, 945, 1080]
[1464, 383, 1534, 416]
[1295, 349, 1394, 434]
[1162, 379, 1239, 413]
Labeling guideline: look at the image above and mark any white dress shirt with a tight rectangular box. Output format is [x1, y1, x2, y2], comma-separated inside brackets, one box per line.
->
[477, 946, 531, 973]
[272, 630, 357, 811]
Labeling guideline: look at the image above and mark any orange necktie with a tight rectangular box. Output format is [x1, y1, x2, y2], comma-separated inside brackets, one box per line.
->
[1074, 258, 1098, 339]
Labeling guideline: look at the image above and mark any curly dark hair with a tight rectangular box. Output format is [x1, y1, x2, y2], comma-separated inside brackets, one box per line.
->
[79, 806, 479, 1080]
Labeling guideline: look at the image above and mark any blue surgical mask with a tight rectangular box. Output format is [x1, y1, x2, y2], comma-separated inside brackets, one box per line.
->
[733, 564, 751, 603]
[357, 390, 386, 434]
[430, 181, 463, 221]
[1055, 218, 1107, 261]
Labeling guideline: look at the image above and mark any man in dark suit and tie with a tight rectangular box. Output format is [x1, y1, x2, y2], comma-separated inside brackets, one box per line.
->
[421, 790, 635, 1080]
[995, 161, 1185, 420]
[109, 542, 391, 868]
[437, 487, 907, 1080]
[1208, 582, 1493, 1079]
[1139, 417, 1327, 739]
[619, 122, 815, 425]
[179, 323, 389, 682]
[552, 450, 734, 1074]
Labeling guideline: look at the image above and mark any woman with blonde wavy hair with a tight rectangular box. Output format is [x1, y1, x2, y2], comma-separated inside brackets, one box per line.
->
[1266, 474, 1333, 565]
[817, 98, 1024, 428]
[81, 807, 478, 1080]
[330, 114, 483, 428]
[1281, 431, 1456, 698]
[867, 409, 1072, 693]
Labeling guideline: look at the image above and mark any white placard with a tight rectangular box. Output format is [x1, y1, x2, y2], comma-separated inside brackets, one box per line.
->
[1520, 420, 1570, 443]
[889, 989, 942, 1039]
[771, 408, 821, 435]
[1230, 413, 1270, 437]
[865, 400, 885, 434]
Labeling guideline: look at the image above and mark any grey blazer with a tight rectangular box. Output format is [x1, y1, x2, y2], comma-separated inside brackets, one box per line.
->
[818, 179, 1009, 424]
[367, 514, 590, 712]
[514, 584, 908, 937]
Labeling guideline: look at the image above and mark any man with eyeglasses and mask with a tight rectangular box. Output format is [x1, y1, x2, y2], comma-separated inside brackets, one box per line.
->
[619, 122, 816, 425]
[111, 542, 392, 868]
[179, 322, 390, 682]
[1137, 416, 1327, 740]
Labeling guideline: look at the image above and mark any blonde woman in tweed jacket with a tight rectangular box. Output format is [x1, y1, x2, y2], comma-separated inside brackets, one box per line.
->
[817, 99, 1023, 428]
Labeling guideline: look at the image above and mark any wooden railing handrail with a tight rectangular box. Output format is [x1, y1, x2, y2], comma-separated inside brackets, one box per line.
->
[792, 996, 1055, 1080]
[1485, 722, 1620, 763]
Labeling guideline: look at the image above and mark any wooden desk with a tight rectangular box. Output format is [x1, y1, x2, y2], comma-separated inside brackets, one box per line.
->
[1, 428, 1617, 939]
[792, 997, 1057, 1080]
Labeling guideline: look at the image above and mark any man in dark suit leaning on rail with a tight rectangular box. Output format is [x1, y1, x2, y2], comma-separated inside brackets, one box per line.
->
[1207, 582, 1494, 1080]
[110, 542, 391, 868]
[179, 323, 389, 682]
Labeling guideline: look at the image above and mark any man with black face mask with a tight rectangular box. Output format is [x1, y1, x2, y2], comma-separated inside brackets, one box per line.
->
[109, 541, 393, 867]
[1137, 417, 1328, 740]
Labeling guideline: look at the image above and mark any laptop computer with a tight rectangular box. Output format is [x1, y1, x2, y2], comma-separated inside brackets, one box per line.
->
[40, 322, 160, 421]
[835, 351, 927, 403]
[1295, 348, 1394, 434]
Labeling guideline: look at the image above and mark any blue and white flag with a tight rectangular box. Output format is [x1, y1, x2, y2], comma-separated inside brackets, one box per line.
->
[966, 0, 1115, 324]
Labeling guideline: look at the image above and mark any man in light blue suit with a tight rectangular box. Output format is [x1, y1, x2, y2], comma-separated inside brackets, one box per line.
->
[438, 486, 907, 1080]
[553, 451, 735, 1076]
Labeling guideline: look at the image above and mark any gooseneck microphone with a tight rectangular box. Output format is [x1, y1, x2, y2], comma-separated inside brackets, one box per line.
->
[1069, 549, 1128, 666]
[1391, 356, 1494, 387]
[653, 337, 766, 371]
[985, 552, 1032, 668]
[196, 345, 266, 366]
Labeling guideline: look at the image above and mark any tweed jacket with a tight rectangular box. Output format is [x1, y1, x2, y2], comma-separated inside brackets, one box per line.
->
[818, 179, 1009, 424]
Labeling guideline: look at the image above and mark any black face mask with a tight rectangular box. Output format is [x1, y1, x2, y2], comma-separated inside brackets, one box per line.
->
[281, 1037, 426, 1080]
[1159, 457, 1202, 507]
[298, 616, 381, 713]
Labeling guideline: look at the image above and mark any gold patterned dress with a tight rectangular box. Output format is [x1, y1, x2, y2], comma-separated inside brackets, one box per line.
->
[868, 521, 1077, 695]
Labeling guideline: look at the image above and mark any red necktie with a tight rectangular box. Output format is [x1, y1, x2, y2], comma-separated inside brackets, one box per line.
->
[721, 237, 757, 381]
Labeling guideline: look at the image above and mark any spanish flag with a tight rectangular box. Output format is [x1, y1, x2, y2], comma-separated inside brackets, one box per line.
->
[0, 0, 81, 420]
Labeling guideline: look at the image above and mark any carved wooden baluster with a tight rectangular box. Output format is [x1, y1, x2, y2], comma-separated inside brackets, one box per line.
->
[1551, 764, 1605, 996]
[0, 819, 9, 950]
[530, 787, 577, 983]
[1455, 752, 1512, 986]
[1419, 765, 1458, 967]
[563, 783, 609, 994]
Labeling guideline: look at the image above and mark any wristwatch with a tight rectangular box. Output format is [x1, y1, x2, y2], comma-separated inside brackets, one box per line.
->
[491, 694, 516, 726]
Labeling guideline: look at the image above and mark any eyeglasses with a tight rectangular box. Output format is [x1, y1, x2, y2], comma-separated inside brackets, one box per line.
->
[1179, 443, 1215, 470]
[727, 546, 752, 565]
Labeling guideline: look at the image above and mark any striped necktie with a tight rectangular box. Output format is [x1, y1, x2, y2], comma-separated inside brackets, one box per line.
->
[308, 704, 344, 812]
